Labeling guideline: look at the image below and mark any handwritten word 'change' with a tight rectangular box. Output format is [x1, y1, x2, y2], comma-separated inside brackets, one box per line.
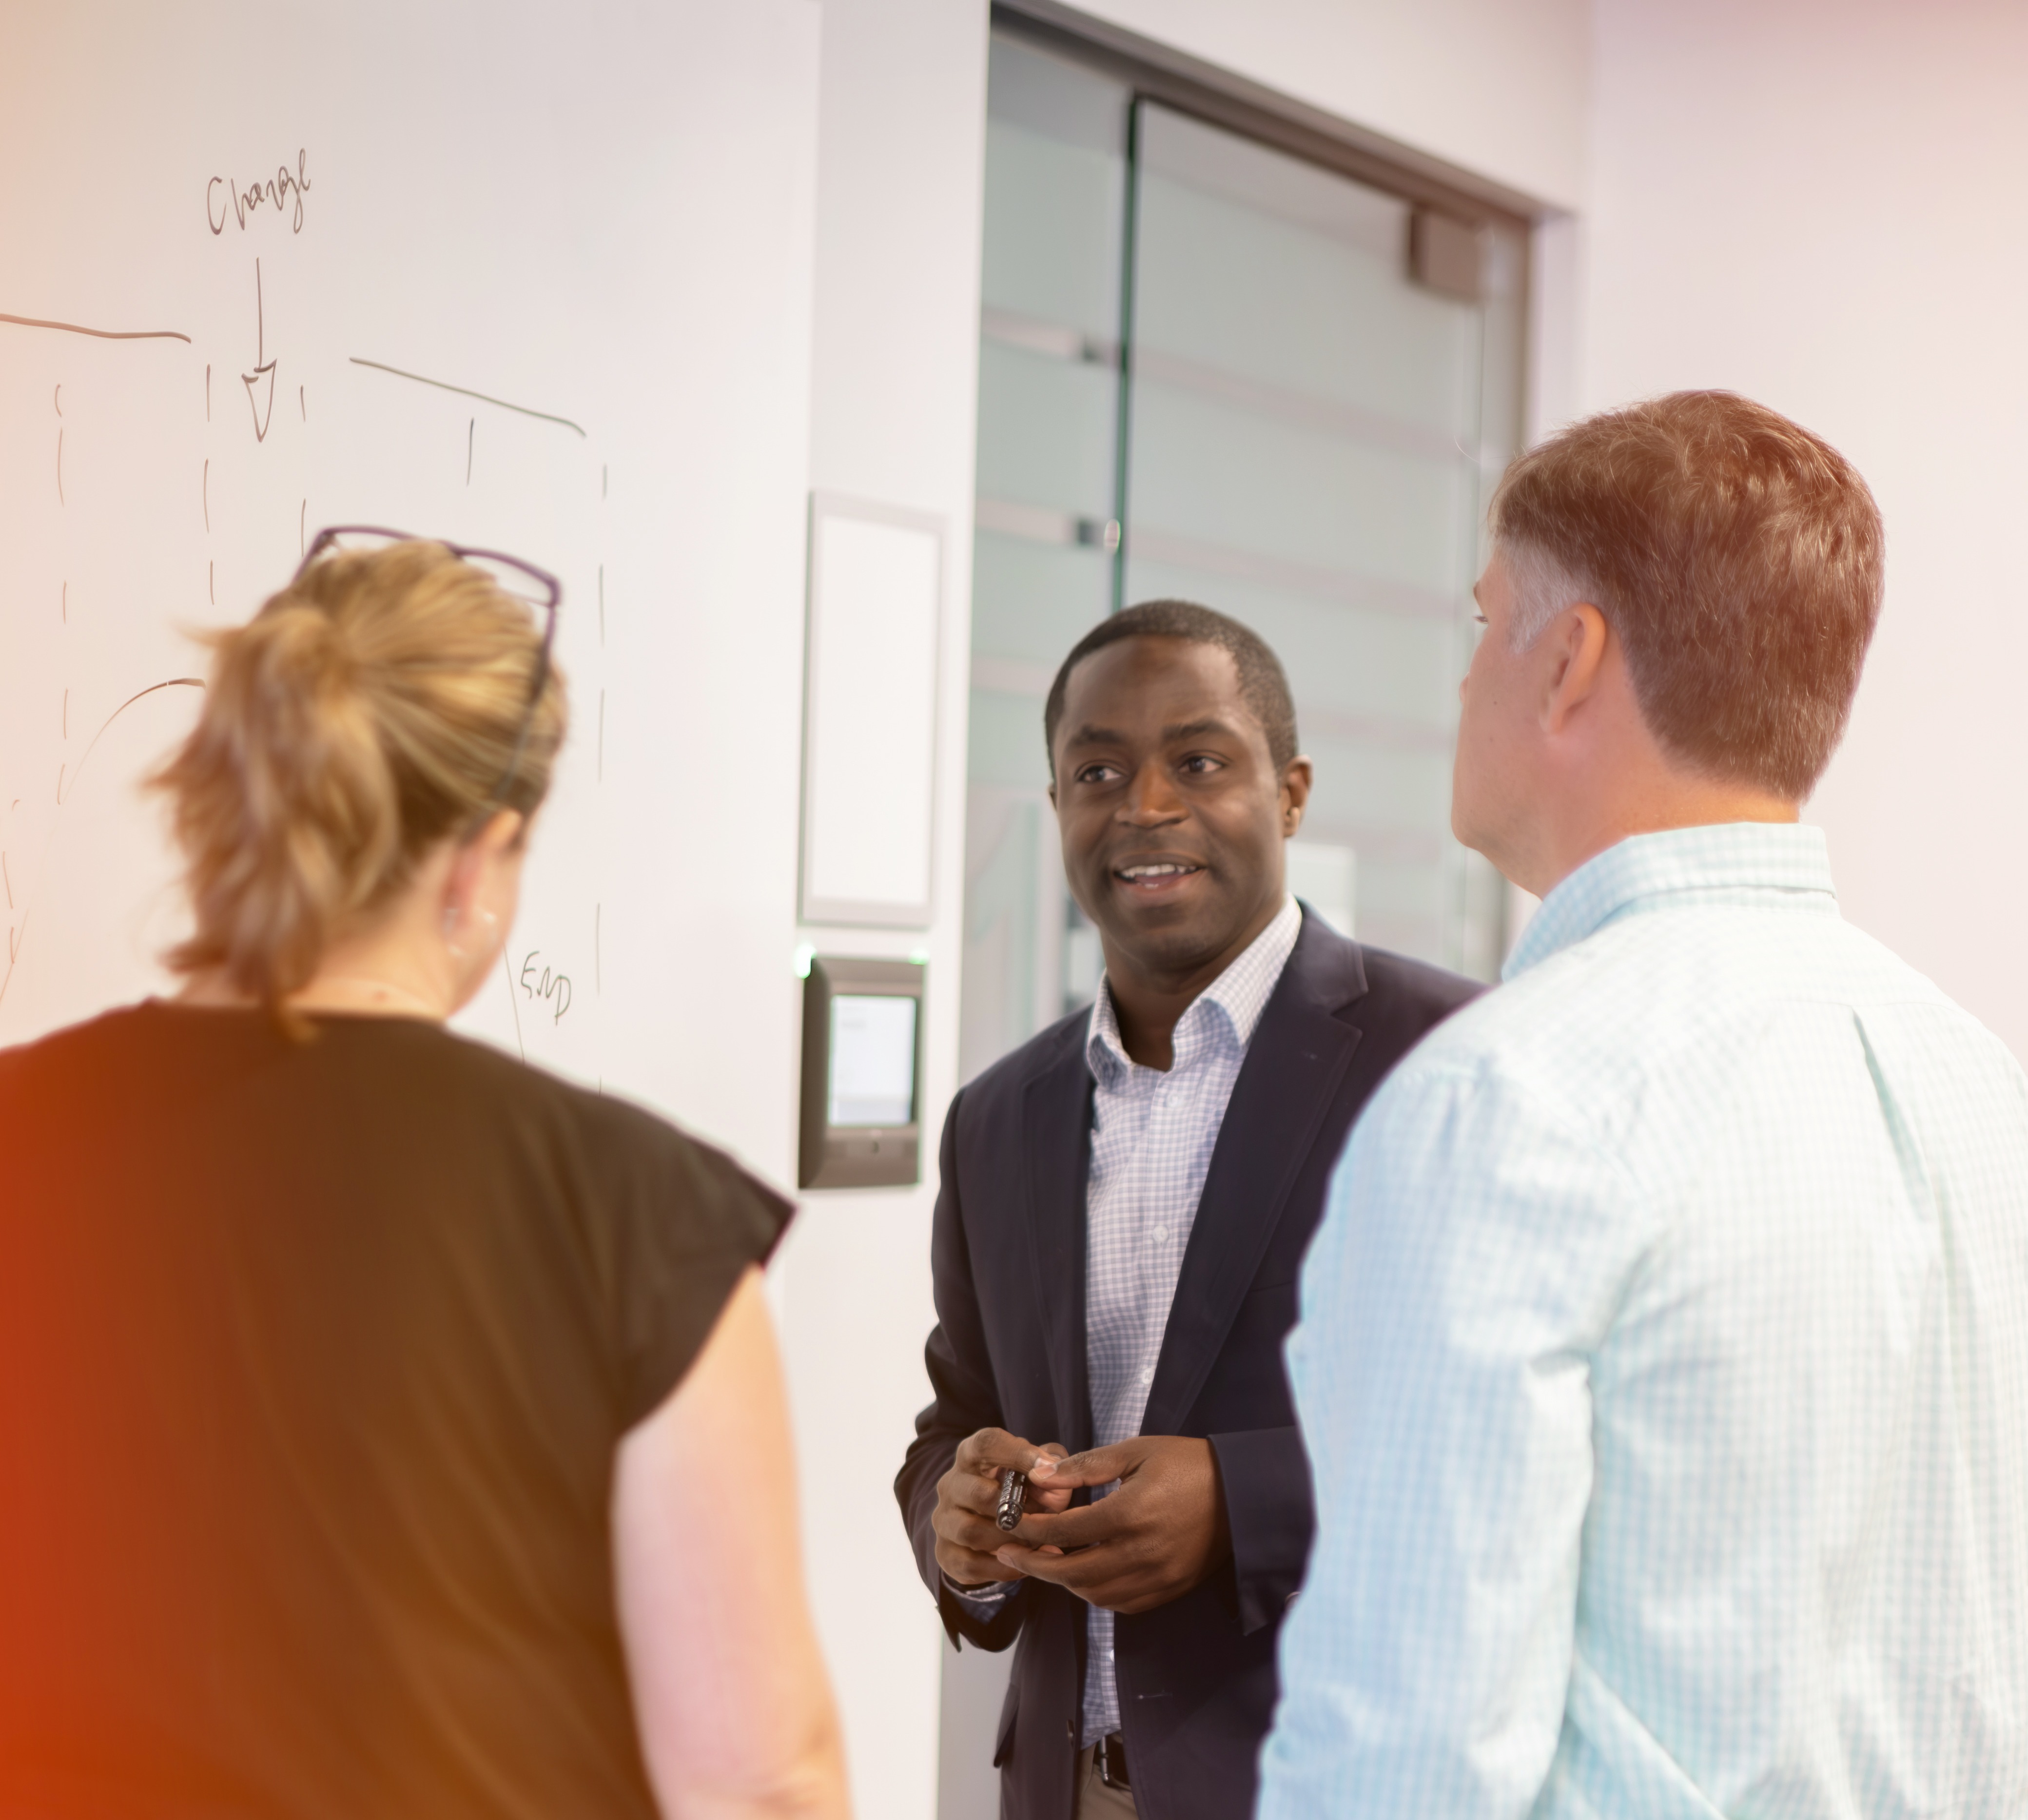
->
[520, 952, 572, 1024]
[208, 151, 313, 235]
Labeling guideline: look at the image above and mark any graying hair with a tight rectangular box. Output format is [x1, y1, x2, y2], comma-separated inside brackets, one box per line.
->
[1500, 537, 1595, 652]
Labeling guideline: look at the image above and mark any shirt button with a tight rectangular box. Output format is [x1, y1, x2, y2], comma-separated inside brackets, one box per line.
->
[1150, 1225, 1168, 1243]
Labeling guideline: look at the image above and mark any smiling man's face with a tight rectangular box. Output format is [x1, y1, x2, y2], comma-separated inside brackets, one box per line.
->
[1049, 634, 1307, 987]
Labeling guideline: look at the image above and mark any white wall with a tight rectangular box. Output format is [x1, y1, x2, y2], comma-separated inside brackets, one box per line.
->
[1583, 0, 2028, 1060]
[773, 5, 991, 1819]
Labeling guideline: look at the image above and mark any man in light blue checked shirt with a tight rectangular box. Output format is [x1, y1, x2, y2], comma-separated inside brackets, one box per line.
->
[1260, 391, 2028, 1819]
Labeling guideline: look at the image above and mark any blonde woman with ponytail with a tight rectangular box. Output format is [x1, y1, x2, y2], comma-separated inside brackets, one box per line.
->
[0, 536, 849, 1820]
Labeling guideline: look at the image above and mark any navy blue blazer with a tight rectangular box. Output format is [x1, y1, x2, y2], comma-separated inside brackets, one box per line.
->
[895, 908, 1481, 1820]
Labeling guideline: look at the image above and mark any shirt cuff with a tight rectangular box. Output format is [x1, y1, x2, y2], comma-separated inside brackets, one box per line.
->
[944, 1572, 1017, 1613]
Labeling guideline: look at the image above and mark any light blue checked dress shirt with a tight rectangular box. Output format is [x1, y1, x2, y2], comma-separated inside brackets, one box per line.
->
[955, 896, 1303, 1749]
[1079, 893, 1301, 1747]
[1259, 824, 2028, 1820]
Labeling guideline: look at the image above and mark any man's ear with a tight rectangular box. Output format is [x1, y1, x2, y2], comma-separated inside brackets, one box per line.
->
[1540, 603, 1611, 736]
[1279, 756, 1314, 835]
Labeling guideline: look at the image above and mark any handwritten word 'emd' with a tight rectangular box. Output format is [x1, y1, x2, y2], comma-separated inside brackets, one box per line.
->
[519, 953, 572, 1025]
[208, 151, 312, 235]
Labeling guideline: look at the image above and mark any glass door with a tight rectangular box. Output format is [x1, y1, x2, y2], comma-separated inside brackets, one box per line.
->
[959, 34, 1130, 1084]
[960, 31, 1527, 1084]
[1121, 101, 1521, 972]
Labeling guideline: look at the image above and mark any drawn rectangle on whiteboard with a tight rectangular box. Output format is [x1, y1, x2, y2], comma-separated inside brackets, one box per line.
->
[801, 496, 943, 926]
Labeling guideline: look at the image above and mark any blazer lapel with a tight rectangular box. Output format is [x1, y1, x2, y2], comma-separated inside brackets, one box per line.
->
[1022, 1033, 1096, 1455]
[1140, 918, 1368, 1437]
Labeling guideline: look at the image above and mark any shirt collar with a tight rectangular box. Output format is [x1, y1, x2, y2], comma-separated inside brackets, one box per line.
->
[1088, 895, 1304, 1083]
[1504, 821, 1839, 982]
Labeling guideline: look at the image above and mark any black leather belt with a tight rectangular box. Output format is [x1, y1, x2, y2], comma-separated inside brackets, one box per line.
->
[1097, 1731, 1131, 1791]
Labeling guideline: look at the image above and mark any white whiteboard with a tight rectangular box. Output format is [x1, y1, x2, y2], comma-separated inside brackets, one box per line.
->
[0, 0, 822, 1168]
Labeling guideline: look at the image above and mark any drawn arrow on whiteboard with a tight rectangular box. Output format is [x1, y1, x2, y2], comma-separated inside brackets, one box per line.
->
[243, 361, 276, 441]
[243, 257, 276, 443]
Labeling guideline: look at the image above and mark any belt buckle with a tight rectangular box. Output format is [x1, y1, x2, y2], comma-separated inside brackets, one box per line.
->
[1097, 1731, 1131, 1791]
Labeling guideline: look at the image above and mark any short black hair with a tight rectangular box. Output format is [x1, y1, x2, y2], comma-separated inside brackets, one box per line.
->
[1042, 600, 1299, 779]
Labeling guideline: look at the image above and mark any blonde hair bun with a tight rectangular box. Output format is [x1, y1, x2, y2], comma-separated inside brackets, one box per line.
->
[156, 539, 567, 1010]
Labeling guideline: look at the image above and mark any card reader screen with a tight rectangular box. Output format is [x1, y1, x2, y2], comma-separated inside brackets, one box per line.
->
[828, 994, 917, 1127]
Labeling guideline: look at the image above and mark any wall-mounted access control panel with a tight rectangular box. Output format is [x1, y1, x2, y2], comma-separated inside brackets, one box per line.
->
[799, 956, 926, 1190]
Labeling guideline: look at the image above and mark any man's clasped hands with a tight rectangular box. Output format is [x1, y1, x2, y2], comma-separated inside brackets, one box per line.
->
[931, 1428, 1231, 1616]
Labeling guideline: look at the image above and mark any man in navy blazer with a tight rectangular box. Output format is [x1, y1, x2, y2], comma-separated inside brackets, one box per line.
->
[896, 602, 1480, 1820]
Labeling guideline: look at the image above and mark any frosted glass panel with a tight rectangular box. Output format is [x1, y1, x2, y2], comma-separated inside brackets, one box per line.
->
[960, 34, 1128, 1083]
[1286, 840, 1356, 938]
[958, 785, 1072, 1084]
[975, 343, 1118, 518]
[971, 533, 1112, 667]
[961, 35, 1526, 1088]
[1123, 100, 1507, 971]
[1129, 381, 1477, 597]
[1134, 116, 1480, 436]
[980, 39, 1128, 339]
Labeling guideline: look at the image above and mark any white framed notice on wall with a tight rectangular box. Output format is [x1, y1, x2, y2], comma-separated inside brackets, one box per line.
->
[799, 495, 943, 928]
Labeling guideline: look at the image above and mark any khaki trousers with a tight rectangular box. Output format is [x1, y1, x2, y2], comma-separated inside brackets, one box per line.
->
[1074, 1743, 1137, 1816]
